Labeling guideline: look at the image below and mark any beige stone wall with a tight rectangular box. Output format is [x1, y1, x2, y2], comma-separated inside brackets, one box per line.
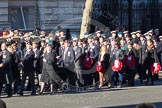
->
[39, 0, 85, 31]
[0, 0, 85, 31]
[0, 0, 10, 29]
[8, 0, 35, 6]
[0, 1, 8, 21]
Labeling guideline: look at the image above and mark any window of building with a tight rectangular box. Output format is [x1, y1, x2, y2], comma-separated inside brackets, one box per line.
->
[9, 6, 35, 30]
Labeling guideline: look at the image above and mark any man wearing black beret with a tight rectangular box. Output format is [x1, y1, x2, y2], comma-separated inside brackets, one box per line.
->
[18, 41, 36, 96]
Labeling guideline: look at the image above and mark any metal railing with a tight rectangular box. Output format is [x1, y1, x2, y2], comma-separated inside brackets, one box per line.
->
[92, 0, 162, 32]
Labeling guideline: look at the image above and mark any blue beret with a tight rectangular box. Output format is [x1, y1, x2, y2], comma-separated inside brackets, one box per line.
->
[101, 33, 106, 37]
[71, 33, 78, 37]
[47, 41, 53, 46]
[118, 32, 122, 35]
[55, 30, 60, 34]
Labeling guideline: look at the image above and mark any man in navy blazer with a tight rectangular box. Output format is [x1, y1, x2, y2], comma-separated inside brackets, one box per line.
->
[62, 40, 75, 85]
[18, 41, 36, 96]
[73, 40, 84, 86]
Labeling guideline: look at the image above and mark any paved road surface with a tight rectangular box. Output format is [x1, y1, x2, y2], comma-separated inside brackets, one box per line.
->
[1, 77, 162, 108]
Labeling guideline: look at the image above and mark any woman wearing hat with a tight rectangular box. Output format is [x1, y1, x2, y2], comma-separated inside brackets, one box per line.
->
[39, 42, 61, 95]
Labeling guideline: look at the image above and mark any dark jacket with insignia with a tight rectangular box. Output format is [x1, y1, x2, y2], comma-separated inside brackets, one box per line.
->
[23, 49, 35, 73]
[0, 50, 13, 84]
[73, 46, 82, 69]
[33, 48, 41, 73]
[62, 46, 75, 68]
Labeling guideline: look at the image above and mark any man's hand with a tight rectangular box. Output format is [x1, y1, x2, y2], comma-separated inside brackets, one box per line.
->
[56, 56, 60, 59]
[43, 58, 47, 62]
[0, 63, 3, 67]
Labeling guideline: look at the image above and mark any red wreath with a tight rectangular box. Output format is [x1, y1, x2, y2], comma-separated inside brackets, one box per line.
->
[83, 56, 93, 69]
[96, 61, 105, 72]
[112, 60, 123, 72]
[124, 55, 136, 67]
[150, 63, 161, 74]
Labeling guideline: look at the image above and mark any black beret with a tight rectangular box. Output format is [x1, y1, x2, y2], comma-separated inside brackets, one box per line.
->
[6, 42, 11, 47]
[82, 38, 88, 44]
[26, 41, 32, 45]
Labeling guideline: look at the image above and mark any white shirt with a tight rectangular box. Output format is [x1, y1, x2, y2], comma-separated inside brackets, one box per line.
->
[100, 52, 105, 61]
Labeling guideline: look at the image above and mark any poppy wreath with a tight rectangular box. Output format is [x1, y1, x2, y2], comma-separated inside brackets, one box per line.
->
[124, 55, 136, 67]
[150, 63, 161, 74]
[112, 59, 123, 72]
[96, 61, 105, 72]
[83, 56, 93, 69]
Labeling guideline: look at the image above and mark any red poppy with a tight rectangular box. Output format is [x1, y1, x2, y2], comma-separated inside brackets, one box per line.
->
[150, 63, 161, 74]
[112, 60, 123, 72]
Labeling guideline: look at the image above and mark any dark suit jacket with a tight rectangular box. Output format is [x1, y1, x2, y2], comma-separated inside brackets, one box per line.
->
[62, 47, 75, 68]
[57, 46, 64, 67]
[43, 50, 57, 69]
[1, 50, 13, 84]
[11, 50, 21, 79]
[138, 41, 146, 51]
[40, 46, 45, 56]
[33, 48, 41, 71]
[142, 47, 159, 66]
[74, 46, 82, 69]
[88, 45, 99, 60]
[0, 51, 5, 84]
[23, 49, 35, 73]
[53, 40, 60, 56]
[110, 49, 124, 61]
[58, 46, 64, 58]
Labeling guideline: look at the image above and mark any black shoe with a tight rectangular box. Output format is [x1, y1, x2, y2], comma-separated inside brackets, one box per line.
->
[7, 94, 12, 98]
[151, 82, 154, 85]
[38, 92, 43, 95]
[17, 92, 23, 96]
[13, 91, 17, 94]
[31, 92, 36, 96]
[49, 92, 55, 95]
[140, 81, 143, 84]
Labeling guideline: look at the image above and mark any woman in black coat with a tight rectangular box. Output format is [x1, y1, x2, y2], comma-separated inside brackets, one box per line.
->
[124, 43, 136, 86]
[142, 39, 159, 85]
[7, 44, 20, 94]
[40, 43, 61, 95]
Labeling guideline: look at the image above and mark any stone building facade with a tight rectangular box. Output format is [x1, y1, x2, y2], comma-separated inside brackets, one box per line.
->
[0, 0, 85, 31]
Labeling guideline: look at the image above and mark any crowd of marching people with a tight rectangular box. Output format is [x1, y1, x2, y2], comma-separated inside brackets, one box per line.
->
[0, 27, 161, 97]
